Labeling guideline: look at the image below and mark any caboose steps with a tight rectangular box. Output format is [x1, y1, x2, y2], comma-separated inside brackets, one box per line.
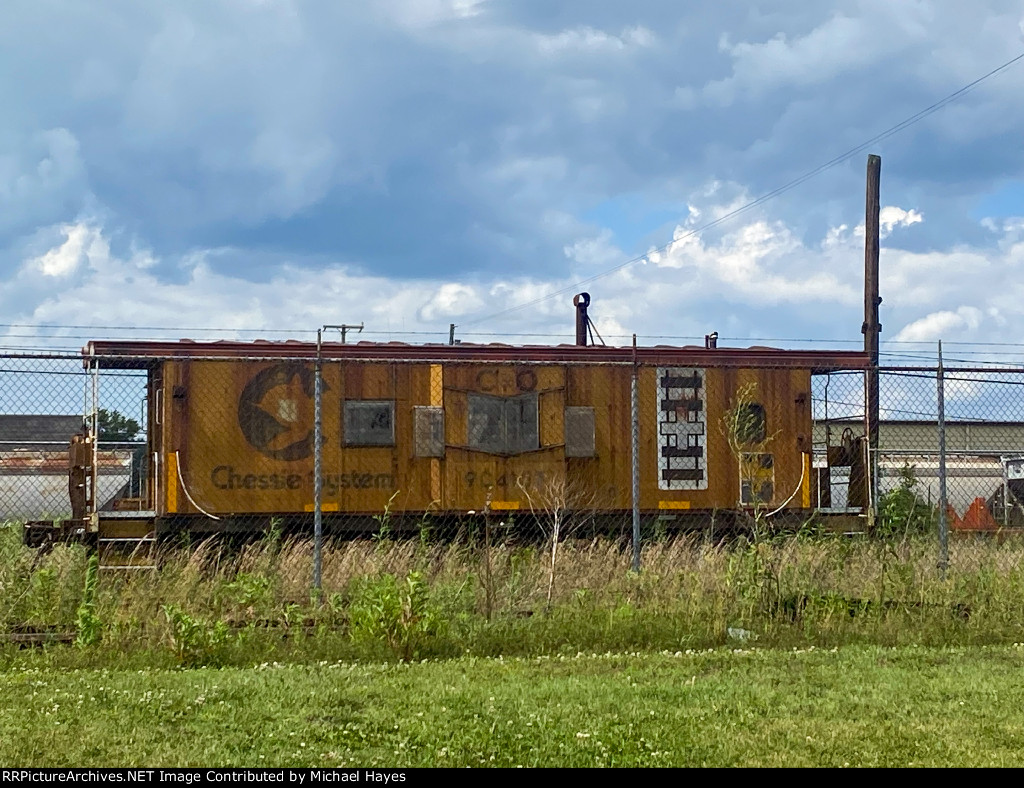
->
[97, 517, 156, 571]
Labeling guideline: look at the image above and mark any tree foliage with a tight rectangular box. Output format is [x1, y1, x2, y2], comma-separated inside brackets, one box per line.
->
[876, 464, 936, 539]
[97, 408, 142, 441]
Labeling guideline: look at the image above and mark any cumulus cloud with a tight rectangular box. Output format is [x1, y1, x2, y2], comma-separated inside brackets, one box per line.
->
[6, 193, 1019, 358]
[30, 223, 105, 277]
[638, 190, 918, 307]
[706, 14, 881, 104]
[563, 230, 623, 269]
[0, 129, 88, 235]
[1, 0, 1016, 285]
[879, 206, 923, 236]
[534, 25, 656, 55]
[418, 283, 486, 321]
[1, 0, 1024, 361]
[893, 307, 984, 342]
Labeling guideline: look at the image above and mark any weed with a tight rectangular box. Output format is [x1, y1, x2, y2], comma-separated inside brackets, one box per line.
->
[349, 571, 446, 661]
[372, 491, 401, 548]
[223, 572, 275, 614]
[74, 555, 101, 648]
[264, 517, 285, 549]
[161, 604, 237, 668]
[4, 522, 1023, 668]
[417, 502, 438, 548]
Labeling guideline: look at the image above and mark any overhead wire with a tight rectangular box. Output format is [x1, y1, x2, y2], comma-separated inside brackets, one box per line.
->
[10, 324, 1024, 350]
[811, 396, 995, 423]
[461, 50, 1024, 328]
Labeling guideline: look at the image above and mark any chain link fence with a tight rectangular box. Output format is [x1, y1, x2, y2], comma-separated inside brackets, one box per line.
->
[3, 348, 1024, 578]
[0, 350, 847, 529]
[874, 365, 1024, 573]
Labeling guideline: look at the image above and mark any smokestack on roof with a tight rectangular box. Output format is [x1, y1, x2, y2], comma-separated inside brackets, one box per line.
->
[574, 293, 590, 347]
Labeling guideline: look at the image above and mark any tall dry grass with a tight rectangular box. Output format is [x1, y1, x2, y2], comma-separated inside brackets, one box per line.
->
[4, 521, 1024, 665]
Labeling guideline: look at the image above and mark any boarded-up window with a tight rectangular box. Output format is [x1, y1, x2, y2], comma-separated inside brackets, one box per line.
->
[739, 452, 775, 505]
[565, 407, 596, 458]
[413, 406, 445, 457]
[343, 400, 395, 446]
[467, 394, 504, 454]
[467, 393, 538, 455]
[505, 394, 539, 454]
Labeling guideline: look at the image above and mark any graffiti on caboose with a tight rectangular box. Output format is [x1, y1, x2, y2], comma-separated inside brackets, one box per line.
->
[657, 367, 708, 491]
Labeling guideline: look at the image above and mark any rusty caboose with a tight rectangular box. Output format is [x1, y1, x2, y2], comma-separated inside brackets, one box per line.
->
[24, 335, 870, 562]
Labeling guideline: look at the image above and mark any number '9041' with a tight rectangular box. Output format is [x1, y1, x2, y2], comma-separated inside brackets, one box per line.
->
[464, 470, 547, 489]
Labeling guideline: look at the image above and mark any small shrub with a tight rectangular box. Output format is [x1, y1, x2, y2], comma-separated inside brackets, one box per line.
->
[223, 572, 275, 614]
[349, 571, 446, 661]
[161, 604, 236, 668]
[877, 464, 937, 539]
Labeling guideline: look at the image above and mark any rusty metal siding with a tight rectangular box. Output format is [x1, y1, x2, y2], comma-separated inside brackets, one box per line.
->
[111, 341, 830, 519]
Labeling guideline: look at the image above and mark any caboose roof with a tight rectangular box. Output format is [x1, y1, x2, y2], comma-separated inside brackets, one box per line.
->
[83, 339, 870, 373]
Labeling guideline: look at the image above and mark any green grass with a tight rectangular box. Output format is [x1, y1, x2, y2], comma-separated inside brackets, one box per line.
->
[3, 645, 1024, 767]
[6, 520, 1024, 669]
[6, 521, 1024, 766]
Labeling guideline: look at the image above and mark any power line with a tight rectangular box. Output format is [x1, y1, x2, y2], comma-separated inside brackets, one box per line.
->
[8, 327, 1024, 367]
[11, 322, 1024, 349]
[462, 50, 1024, 328]
[880, 351, 1024, 368]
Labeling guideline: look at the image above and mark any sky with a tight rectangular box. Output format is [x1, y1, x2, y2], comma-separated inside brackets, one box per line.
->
[2, 0, 1024, 363]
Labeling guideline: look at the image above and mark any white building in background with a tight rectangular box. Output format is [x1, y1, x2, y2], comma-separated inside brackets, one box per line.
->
[814, 419, 1024, 521]
[0, 415, 136, 521]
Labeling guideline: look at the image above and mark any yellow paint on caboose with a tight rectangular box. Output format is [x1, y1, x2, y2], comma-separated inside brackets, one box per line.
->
[801, 451, 812, 509]
[157, 360, 428, 515]
[303, 502, 340, 512]
[166, 451, 178, 514]
[151, 355, 815, 519]
[429, 364, 442, 505]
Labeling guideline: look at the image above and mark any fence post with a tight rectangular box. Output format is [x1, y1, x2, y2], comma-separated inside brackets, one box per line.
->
[937, 341, 948, 578]
[90, 360, 99, 535]
[313, 329, 324, 599]
[631, 335, 640, 573]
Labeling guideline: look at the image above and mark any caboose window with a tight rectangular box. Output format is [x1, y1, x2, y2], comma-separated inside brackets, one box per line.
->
[343, 400, 395, 446]
[467, 393, 538, 455]
[735, 403, 767, 445]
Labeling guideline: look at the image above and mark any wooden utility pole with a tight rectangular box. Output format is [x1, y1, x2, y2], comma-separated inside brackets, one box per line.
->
[863, 154, 881, 525]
